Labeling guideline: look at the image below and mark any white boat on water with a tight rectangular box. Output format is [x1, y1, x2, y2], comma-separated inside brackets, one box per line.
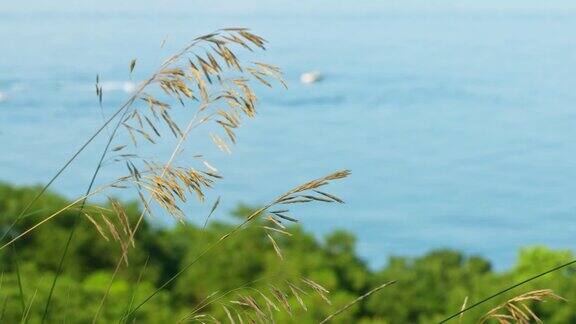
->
[0, 92, 6, 102]
[300, 71, 323, 84]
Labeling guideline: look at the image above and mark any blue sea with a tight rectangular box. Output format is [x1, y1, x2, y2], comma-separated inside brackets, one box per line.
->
[2, 0, 576, 270]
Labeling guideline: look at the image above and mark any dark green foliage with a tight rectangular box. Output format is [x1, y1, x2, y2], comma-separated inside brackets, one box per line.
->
[0, 182, 574, 322]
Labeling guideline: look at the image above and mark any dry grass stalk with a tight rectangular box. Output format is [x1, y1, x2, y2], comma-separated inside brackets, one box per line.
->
[480, 289, 564, 324]
[123, 170, 350, 320]
[82, 198, 135, 265]
[5, 29, 284, 248]
[319, 281, 396, 324]
[180, 279, 331, 323]
[115, 29, 286, 224]
[0, 176, 134, 251]
[257, 170, 350, 259]
[94, 30, 349, 322]
[458, 296, 468, 323]
[109, 29, 288, 229]
[3, 29, 284, 248]
[234, 170, 351, 259]
[8, 27, 353, 323]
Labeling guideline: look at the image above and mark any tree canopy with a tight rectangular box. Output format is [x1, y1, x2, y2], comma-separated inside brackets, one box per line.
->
[0, 182, 574, 323]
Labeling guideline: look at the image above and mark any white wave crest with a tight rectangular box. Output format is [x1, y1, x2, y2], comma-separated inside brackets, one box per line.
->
[99, 81, 136, 93]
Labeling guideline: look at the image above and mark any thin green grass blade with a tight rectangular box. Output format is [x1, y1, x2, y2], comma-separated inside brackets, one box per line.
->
[123, 210, 264, 319]
[21, 289, 38, 324]
[0, 270, 6, 322]
[0, 101, 133, 245]
[0, 298, 7, 322]
[440, 258, 576, 323]
[121, 256, 150, 324]
[12, 246, 26, 315]
[41, 106, 130, 324]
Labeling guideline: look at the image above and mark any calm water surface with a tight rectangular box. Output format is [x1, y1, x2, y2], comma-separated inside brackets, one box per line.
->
[2, 1, 576, 269]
